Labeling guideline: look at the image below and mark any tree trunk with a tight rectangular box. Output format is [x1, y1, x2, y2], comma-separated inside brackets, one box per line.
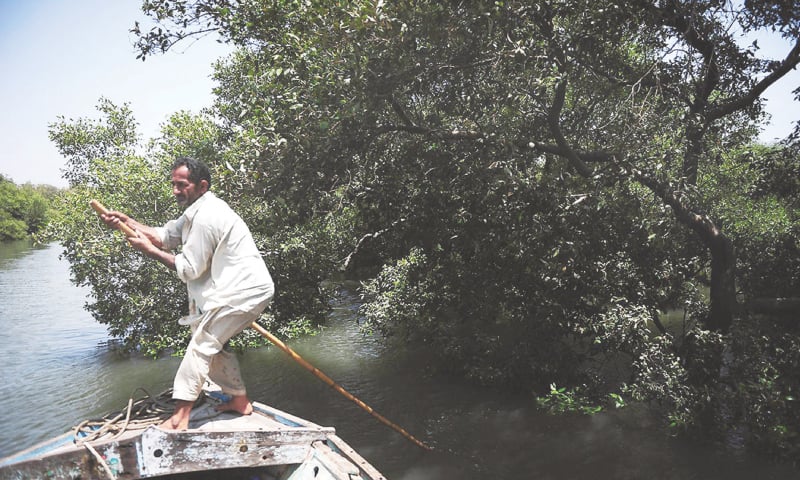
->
[634, 173, 738, 332]
[707, 233, 737, 332]
[683, 122, 704, 185]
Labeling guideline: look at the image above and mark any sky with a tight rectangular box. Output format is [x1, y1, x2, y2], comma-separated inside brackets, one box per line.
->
[0, 2, 797, 188]
[0, 0, 231, 188]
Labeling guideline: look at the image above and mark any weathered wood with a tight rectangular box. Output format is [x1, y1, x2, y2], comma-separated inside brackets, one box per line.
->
[0, 453, 92, 480]
[2, 426, 332, 479]
[0, 401, 384, 480]
[327, 435, 387, 480]
[138, 427, 327, 477]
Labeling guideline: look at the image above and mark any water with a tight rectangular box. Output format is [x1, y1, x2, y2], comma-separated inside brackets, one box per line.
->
[0, 241, 798, 479]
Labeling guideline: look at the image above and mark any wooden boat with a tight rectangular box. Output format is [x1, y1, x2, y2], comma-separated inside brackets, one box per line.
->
[0, 391, 386, 479]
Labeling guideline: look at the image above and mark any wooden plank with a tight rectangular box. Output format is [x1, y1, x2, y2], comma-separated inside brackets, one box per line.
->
[136, 426, 325, 477]
[0, 453, 93, 480]
[0, 430, 76, 467]
[1, 426, 334, 479]
[0, 440, 131, 480]
[253, 403, 322, 429]
[326, 435, 387, 480]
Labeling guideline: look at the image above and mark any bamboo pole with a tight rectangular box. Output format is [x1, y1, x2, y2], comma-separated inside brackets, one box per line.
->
[250, 322, 433, 451]
[89, 200, 138, 238]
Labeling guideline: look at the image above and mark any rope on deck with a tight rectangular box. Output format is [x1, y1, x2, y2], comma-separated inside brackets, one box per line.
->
[73, 388, 178, 445]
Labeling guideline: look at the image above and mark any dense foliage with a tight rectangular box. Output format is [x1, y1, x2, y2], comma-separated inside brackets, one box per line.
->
[48, 0, 799, 462]
[45, 98, 339, 355]
[0, 175, 55, 240]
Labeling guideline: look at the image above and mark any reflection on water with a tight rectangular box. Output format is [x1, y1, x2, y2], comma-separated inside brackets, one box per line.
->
[0, 241, 113, 454]
[0, 241, 798, 479]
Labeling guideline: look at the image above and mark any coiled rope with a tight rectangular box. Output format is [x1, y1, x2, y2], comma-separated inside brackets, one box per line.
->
[73, 388, 177, 445]
[69, 388, 181, 479]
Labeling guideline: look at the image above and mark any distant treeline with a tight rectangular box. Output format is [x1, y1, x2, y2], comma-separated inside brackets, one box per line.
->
[0, 175, 60, 241]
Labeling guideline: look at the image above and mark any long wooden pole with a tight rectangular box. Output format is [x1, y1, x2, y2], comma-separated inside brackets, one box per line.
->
[89, 199, 433, 451]
[89, 200, 137, 238]
[250, 322, 433, 450]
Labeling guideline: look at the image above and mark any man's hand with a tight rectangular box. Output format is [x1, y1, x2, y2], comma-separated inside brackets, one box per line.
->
[100, 211, 131, 232]
[124, 228, 178, 271]
[97, 205, 175, 271]
[125, 231, 160, 257]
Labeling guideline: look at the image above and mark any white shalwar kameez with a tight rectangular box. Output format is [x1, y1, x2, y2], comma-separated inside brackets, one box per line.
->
[155, 191, 274, 402]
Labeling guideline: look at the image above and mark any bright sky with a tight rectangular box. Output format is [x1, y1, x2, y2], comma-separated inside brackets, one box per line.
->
[0, 0, 231, 188]
[0, 2, 797, 188]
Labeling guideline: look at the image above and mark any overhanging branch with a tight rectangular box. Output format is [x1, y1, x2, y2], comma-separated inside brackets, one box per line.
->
[709, 39, 800, 120]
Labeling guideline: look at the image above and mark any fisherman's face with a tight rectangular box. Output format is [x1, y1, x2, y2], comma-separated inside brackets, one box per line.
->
[171, 165, 207, 207]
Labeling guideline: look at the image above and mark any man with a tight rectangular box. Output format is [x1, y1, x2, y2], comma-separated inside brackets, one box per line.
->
[101, 157, 274, 430]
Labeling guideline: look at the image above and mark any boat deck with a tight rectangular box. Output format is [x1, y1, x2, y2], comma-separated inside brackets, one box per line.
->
[0, 393, 385, 480]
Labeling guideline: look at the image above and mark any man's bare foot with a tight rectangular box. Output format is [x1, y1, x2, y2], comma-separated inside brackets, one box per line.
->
[159, 400, 193, 430]
[215, 394, 253, 415]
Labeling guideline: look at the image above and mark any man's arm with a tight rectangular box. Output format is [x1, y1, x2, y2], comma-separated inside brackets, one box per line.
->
[100, 211, 163, 249]
[127, 235, 177, 271]
[100, 211, 176, 270]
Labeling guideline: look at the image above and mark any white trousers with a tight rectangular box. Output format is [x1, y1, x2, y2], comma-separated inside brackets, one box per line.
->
[172, 304, 264, 402]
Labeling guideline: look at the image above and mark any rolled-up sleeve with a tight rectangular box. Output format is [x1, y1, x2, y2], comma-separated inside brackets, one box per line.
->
[157, 218, 184, 251]
[175, 217, 217, 283]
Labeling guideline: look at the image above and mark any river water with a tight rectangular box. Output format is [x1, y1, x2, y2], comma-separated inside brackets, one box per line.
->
[0, 240, 797, 479]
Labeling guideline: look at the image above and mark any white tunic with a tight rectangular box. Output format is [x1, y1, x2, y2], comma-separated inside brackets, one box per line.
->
[156, 191, 274, 314]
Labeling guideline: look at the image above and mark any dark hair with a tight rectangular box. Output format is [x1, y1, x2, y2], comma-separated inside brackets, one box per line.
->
[172, 157, 211, 188]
